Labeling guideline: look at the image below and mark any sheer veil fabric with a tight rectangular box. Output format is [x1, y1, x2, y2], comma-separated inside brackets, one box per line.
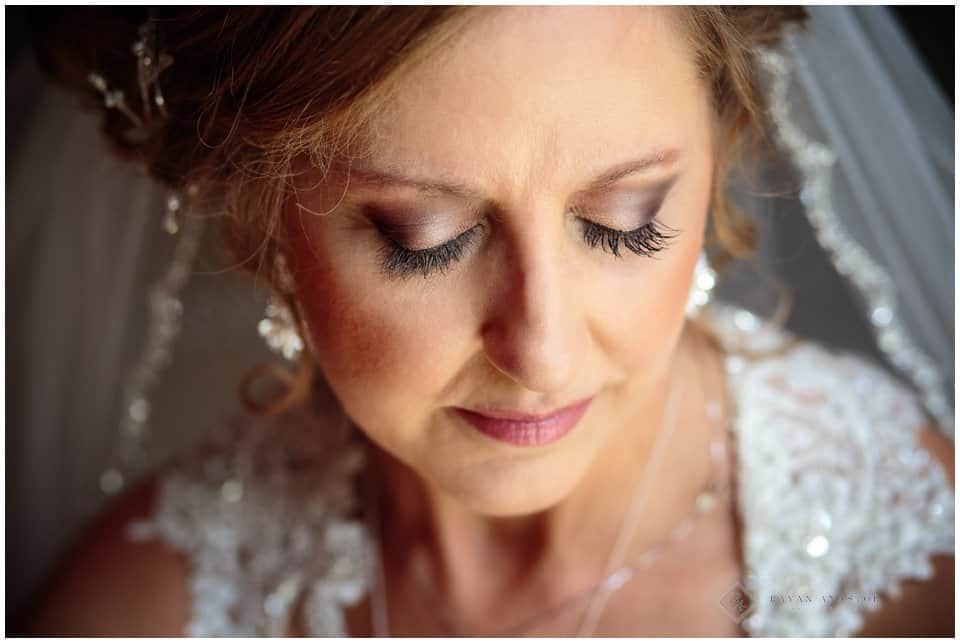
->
[7, 6, 954, 622]
[772, 7, 953, 425]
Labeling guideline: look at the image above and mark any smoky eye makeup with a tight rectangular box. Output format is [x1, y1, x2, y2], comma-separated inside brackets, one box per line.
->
[341, 171, 683, 279]
[359, 202, 483, 251]
[571, 176, 678, 228]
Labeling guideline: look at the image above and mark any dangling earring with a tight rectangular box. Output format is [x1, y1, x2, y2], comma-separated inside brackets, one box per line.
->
[258, 253, 304, 361]
[685, 251, 717, 316]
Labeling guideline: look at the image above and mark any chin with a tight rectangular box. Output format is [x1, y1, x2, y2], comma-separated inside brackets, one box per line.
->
[432, 454, 591, 517]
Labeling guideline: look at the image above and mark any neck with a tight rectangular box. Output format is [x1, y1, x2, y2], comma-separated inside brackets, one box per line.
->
[367, 322, 724, 630]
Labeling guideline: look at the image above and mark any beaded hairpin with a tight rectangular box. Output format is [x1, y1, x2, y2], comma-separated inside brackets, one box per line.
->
[86, 13, 173, 144]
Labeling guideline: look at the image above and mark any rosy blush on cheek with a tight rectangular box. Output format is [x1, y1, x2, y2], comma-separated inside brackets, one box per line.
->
[285, 205, 468, 443]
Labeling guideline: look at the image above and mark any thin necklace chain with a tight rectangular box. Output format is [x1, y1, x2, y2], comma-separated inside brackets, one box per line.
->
[364, 332, 732, 637]
[576, 366, 686, 636]
[577, 329, 732, 636]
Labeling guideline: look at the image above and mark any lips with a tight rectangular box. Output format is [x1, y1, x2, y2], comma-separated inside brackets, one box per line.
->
[452, 397, 594, 447]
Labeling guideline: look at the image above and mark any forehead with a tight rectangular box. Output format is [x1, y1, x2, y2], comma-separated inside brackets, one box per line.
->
[349, 6, 709, 197]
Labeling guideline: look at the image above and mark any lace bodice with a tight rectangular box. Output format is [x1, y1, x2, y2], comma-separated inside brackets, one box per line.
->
[127, 303, 955, 636]
[704, 305, 954, 636]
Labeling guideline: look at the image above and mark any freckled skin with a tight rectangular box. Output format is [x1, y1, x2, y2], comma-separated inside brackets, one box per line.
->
[285, 5, 715, 519]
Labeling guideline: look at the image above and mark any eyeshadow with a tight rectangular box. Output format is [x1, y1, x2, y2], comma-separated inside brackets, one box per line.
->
[362, 204, 478, 249]
[574, 176, 678, 226]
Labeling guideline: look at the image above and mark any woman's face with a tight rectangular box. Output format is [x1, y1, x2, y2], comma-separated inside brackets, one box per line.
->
[285, 6, 715, 516]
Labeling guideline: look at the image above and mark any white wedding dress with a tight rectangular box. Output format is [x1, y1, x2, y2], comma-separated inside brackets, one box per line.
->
[126, 301, 955, 637]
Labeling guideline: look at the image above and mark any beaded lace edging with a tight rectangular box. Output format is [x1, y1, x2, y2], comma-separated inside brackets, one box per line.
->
[126, 403, 372, 636]
[709, 304, 954, 637]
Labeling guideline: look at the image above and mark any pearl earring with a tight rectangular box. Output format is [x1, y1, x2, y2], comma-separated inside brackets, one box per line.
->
[685, 251, 717, 316]
[257, 254, 304, 361]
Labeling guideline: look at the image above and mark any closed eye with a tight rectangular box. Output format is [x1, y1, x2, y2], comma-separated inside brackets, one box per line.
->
[577, 217, 679, 258]
[377, 224, 483, 279]
[376, 214, 679, 279]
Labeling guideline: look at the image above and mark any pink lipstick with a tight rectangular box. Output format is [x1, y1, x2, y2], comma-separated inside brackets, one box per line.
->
[452, 397, 594, 447]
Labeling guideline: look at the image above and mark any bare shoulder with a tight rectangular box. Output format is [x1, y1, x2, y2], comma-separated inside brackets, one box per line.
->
[857, 424, 955, 637]
[18, 476, 191, 636]
[915, 424, 955, 487]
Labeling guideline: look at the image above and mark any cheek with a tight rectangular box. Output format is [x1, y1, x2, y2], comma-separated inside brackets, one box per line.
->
[589, 173, 710, 375]
[285, 208, 471, 431]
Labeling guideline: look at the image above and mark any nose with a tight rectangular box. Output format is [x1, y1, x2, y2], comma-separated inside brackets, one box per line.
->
[480, 226, 584, 395]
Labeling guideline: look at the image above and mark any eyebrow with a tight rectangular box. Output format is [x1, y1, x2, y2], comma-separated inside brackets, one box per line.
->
[336, 148, 680, 201]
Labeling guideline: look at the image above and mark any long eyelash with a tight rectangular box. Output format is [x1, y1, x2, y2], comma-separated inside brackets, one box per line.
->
[379, 216, 679, 279]
[379, 225, 481, 279]
[580, 218, 679, 258]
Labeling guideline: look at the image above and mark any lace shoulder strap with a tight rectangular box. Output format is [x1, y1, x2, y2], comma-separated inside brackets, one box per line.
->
[125, 400, 373, 636]
[703, 304, 954, 636]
